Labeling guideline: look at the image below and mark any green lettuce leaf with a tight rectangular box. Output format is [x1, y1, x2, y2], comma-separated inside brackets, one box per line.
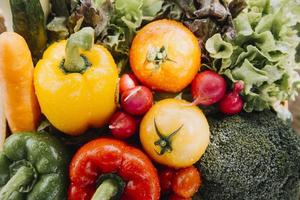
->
[205, 34, 233, 59]
[205, 0, 300, 119]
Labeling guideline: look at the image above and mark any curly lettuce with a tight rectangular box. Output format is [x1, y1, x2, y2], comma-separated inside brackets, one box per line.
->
[205, 0, 300, 120]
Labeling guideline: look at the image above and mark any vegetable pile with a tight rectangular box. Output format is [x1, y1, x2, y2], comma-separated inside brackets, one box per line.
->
[0, 0, 299, 199]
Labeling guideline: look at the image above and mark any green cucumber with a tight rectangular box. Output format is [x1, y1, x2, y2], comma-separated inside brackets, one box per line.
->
[9, 0, 47, 61]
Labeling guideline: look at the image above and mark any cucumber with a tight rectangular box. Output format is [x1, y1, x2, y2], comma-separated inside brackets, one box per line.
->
[9, 0, 47, 61]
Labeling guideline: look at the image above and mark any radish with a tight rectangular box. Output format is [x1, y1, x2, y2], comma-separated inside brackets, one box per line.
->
[119, 73, 139, 94]
[109, 111, 137, 139]
[219, 81, 244, 115]
[121, 86, 153, 115]
[191, 70, 227, 106]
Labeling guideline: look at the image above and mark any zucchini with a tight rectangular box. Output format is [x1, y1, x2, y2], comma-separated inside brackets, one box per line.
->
[9, 0, 47, 61]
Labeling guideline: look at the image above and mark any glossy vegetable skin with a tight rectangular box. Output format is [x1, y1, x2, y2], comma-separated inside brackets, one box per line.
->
[159, 168, 175, 193]
[130, 19, 201, 93]
[34, 28, 118, 135]
[0, 32, 40, 133]
[108, 111, 137, 139]
[191, 70, 227, 106]
[119, 73, 139, 94]
[10, 0, 47, 60]
[159, 166, 201, 199]
[0, 132, 69, 200]
[219, 81, 244, 115]
[140, 99, 210, 168]
[172, 166, 201, 198]
[69, 138, 160, 200]
[121, 86, 153, 116]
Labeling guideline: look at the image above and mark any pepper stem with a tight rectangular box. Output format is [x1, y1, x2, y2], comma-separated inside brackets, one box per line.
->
[91, 174, 125, 200]
[64, 27, 95, 73]
[0, 166, 34, 200]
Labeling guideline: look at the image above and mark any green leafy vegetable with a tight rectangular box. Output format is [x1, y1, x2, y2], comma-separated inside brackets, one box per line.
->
[205, 0, 300, 119]
[160, 0, 247, 47]
[60, 0, 164, 71]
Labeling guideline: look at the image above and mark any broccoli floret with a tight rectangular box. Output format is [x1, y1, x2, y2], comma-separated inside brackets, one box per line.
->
[197, 111, 300, 200]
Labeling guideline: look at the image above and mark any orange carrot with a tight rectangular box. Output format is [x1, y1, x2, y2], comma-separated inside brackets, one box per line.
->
[0, 32, 40, 133]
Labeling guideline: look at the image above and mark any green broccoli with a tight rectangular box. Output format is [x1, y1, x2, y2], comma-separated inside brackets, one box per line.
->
[197, 111, 300, 200]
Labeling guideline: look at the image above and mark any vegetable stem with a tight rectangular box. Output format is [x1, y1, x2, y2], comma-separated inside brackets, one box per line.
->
[64, 27, 94, 73]
[0, 166, 34, 200]
[146, 46, 176, 68]
[91, 179, 119, 200]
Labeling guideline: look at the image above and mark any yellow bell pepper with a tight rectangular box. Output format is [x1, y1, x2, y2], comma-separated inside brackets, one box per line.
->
[34, 28, 118, 135]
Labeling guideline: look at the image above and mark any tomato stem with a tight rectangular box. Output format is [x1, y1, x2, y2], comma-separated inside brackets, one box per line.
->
[146, 46, 176, 68]
[153, 119, 183, 155]
[64, 27, 94, 73]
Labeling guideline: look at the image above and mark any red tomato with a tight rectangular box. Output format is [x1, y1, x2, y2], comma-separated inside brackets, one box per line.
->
[171, 166, 201, 198]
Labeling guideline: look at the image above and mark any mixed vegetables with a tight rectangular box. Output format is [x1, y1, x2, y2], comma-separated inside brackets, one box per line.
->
[0, 0, 299, 199]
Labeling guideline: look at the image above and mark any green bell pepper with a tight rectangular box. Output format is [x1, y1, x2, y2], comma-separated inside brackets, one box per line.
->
[0, 132, 69, 200]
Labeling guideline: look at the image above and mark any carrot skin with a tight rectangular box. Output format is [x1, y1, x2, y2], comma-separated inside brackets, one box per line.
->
[0, 32, 40, 133]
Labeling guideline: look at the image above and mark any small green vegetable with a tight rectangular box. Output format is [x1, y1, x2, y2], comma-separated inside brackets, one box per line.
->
[197, 111, 300, 200]
[10, 0, 47, 61]
[0, 132, 69, 200]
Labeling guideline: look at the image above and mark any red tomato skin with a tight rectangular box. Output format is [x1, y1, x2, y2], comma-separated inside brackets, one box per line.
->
[171, 166, 201, 198]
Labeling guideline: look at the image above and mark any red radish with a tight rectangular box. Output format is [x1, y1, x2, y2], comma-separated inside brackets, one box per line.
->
[119, 73, 139, 94]
[121, 86, 153, 115]
[109, 111, 137, 139]
[191, 71, 227, 106]
[219, 81, 244, 115]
